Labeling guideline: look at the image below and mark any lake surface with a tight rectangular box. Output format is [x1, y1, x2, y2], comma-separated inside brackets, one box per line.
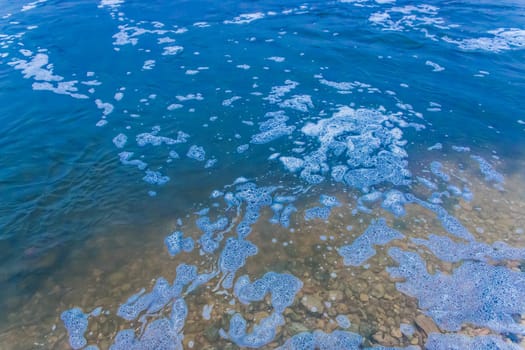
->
[0, 0, 524, 349]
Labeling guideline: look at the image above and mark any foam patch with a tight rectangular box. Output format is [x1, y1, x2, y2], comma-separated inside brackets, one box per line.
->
[339, 218, 404, 266]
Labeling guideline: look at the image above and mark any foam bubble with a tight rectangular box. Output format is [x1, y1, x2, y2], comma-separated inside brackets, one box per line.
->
[187, 145, 206, 161]
[388, 247, 525, 334]
[339, 218, 404, 266]
[61, 308, 89, 349]
[164, 231, 194, 256]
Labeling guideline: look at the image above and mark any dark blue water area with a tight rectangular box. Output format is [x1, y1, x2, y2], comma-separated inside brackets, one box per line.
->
[0, 0, 525, 349]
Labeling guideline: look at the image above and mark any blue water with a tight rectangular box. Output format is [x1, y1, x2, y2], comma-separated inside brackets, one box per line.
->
[1, 0, 525, 349]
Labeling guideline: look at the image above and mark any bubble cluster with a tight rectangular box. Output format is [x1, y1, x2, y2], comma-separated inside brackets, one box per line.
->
[430, 161, 450, 182]
[387, 247, 525, 335]
[110, 314, 185, 350]
[339, 218, 404, 266]
[336, 315, 352, 329]
[405, 194, 474, 241]
[233, 272, 303, 313]
[117, 264, 197, 321]
[471, 155, 504, 185]
[279, 106, 412, 190]
[250, 111, 296, 145]
[186, 145, 206, 161]
[143, 170, 170, 185]
[197, 216, 229, 253]
[277, 330, 363, 350]
[220, 312, 285, 348]
[61, 308, 89, 349]
[305, 195, 341, 221]
[425, 333, 521, 350]
[412, 234, 525, 263]
[219, 237, 258, 289]
[164, 231, 194, 256]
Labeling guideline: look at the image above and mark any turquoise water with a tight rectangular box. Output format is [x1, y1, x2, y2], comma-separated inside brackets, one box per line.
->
[1, 0, 525, 349]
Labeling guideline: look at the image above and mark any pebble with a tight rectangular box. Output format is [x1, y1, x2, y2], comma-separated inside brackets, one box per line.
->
[301, 295, 324, 314]
[359, 293, 369, 302]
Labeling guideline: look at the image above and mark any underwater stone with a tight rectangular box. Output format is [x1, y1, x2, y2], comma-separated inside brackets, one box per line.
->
[164, 231, 194, 256]
[336, 315, 352, 329]
[339, 218, 404, 266]
[387, 247, 525, 335]
[202, 304, 213, 320]
[61, 307, 89, 349]
[399, 323, 415, 337]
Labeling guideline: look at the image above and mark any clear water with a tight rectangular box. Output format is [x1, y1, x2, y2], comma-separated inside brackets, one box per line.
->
[1, 0, 525, 349]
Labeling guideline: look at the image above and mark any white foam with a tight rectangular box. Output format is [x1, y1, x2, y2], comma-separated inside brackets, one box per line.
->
[158, 37, 175, 44]
[32, 81, 88, 99]
[425, 60, 445, 72]
[265, 80, 299, 104]
[113, 133, 127, 148]
[21, 0, 47, 12]
[162, 45, 184, 55]
[9, 54, 62, 82]
[224, 12, 265, 25]
[176, 93, 203, 102]
[278, 95, 313, 112]
[99, 0, 124, 8]
[193, 22, 210, 28]
[167, 103, 183, 111]
[222, 96, 242, 107]
[95, 99, 114, 116]
[443, 28, 525, 52]
[266, 56, 285, 62]
[142, 60, 155, 70]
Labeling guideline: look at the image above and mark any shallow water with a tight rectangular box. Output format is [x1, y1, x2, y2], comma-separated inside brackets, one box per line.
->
[1, 0, 525, 349]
